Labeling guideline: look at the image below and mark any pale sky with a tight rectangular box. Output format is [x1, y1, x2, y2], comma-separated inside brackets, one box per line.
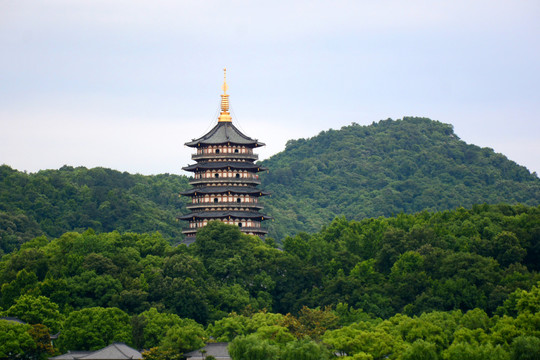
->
[1, 1, 539, 175]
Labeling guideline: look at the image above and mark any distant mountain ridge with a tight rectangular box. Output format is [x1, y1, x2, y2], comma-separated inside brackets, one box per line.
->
[260, 117, 540, 239]
[1, 117, 539, 251]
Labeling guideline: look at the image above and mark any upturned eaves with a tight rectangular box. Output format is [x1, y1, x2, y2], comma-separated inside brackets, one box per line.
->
[185, 122, 265, 148]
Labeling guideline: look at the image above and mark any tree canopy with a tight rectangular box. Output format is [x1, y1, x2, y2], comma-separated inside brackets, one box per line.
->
[260, 117, 540, 239]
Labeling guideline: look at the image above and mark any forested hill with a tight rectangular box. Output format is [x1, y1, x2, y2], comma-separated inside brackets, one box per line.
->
[261, 117, 540, 239]
[1, 117, 539, 252]
[0, 206, 538, 358]
[0, 165, 190, 255]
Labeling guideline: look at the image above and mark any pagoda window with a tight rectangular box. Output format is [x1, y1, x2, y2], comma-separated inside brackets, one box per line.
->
[215, 173, 219, 178]
[215, 149, 220, 154]
[238, 222, 243, 227]
[237, 198, 241, 203]
[235, 173, 240, 178]
[214, 198, 218, 203]
[234, 149, 239, 153]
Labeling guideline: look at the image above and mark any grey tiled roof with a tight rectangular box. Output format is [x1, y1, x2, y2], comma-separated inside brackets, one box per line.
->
[182, 161, 267, 172]
[184, 343, 231, 359]
[0, 317, 26, 324]
[177, 210, 272, 221]
[50, 343, 142, 360]
[49, 351, 93, 360]
[180, 186, 269, 196]
[185, 122, 264, 148]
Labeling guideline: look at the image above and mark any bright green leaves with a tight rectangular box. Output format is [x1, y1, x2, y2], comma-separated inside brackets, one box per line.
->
[2, 295, 62, 333]
[0, 320, 35, 358]
[56, 307, 132, 352]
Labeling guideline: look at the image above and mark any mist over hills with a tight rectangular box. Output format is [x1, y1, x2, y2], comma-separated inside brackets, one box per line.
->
[1, 117, 539, 252]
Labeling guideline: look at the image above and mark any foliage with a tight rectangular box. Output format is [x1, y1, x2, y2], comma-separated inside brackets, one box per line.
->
[1, 295, 62, 333]
[0, 206, 538, 358]
[159, 319, 207, 355]
[2, 118, 539, 250]
[260, 117, 540, 239]
[133, 307, 184, 349]
[55, 307, 132, 352]
[0, 165, 190, 251]
[228, 334, 280, 360]
[0, 320, 35, 359]
[27, 324, 55, 359]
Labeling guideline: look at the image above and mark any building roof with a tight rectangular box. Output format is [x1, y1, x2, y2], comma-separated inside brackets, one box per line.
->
[180, 186, 270, 196]
[0, 317, 26, 324]
[177, 210, 272, 221]
[185, 122, 264, 148]
[179, 237, 197, 246]
[182, 161, 267, 172]
[49, 352, 93, 360]
[184, 343, 231, 360]
[50, 343, 142, 360]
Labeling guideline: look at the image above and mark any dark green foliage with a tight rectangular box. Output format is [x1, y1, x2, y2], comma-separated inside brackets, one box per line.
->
[511, 336, 540, 360]
[0, 165, 190, 251]
[0, 205, 538, 324]
[0, 205, 537, 358]
[260, 118, 540, 239]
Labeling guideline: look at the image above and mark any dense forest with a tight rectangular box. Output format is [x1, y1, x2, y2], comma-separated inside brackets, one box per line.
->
[1, 118, 539, 253]
[0, 165, 190, 255]
[1, 204, 539, 359]
[1, 117, 539, 359]
[261, 117, 540, 239]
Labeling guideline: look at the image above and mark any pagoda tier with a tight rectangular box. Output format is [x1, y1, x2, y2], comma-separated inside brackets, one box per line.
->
[178, 69, 271, 243]
[180, 186, 270, 196]
[182, 161, 267, 172]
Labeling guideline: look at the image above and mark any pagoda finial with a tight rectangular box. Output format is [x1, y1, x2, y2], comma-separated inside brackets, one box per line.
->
[222, 68, 228, 95]
[218, 67, 232, 122]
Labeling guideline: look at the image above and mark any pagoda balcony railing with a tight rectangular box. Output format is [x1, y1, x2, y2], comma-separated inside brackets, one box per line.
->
[189, 176, 261, 185]
[186, 202, 264, 210]
[182, 226, 267, 235]
[192, 153, 259, 161]
[239, 227, 268, 234]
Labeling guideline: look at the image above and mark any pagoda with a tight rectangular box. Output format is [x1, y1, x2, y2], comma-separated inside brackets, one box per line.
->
[178, 70, 271, 245]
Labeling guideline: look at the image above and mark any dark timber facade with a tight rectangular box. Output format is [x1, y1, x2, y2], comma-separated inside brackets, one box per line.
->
[177, 70, 271, 245]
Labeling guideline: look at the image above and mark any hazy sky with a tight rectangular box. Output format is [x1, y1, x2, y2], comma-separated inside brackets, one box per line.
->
[1, 1, 539, 175]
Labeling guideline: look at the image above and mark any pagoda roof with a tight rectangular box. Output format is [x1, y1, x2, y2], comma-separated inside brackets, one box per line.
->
[49, 343, 142, 360]
[180, 186, 270, 196]
[177, 211, 272, 220]
[182, 162, 267, 172]
[185, 122, 265, 148]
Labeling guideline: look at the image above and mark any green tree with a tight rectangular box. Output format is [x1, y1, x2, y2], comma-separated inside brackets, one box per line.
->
[27, 324, 55, 360]
[511, 336, 540, 360]
[280, 339, 331, 360]
[159, 320, 207, 355]
[0, 320, 35, 359]
[3, 295, 62, 333]
[228, 334, 280, 360]
[135, 308, 184, 349]
[442, 342, 509, 360]
[56, 307, 132, 351]
[401, 339, 438, 360]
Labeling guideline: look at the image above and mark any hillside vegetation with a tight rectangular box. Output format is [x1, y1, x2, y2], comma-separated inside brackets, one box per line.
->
[0, 165, 190, 255]
[261, 117, 540, 239]
[1, 117, 539, 253]
[0, 205, 538, 358]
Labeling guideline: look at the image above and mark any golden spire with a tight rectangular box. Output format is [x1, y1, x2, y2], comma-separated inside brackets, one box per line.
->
[218, 68, 232, 122]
